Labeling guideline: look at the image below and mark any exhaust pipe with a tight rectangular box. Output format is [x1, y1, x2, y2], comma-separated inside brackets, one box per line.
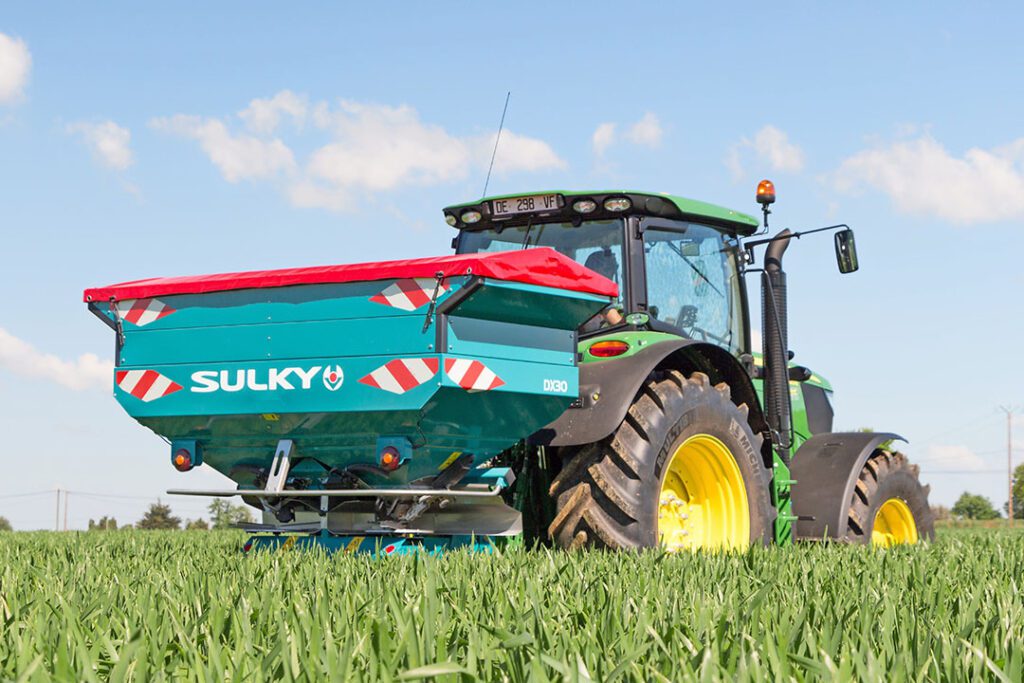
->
[762, 229, 793, 455]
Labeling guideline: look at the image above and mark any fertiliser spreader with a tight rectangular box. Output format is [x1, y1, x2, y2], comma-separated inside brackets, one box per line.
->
[84, 249, 616, 553]
[86, 184, 934, 554]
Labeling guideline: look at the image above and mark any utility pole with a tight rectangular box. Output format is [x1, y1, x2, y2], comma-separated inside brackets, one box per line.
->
[63, 490, 69, 531]
[54, 488, 61, 531]
[1000, 406, 1014, 525]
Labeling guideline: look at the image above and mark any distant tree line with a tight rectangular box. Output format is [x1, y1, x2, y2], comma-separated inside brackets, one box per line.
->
[941, 464, 1024, 521]
[86, 499, 253, 531]
[0, 500, 254, 533]
[951, 493, 1001, 520]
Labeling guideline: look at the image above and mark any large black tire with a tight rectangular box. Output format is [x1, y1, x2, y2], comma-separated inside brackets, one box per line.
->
[548, 370, 774, 550]
[845, 449, 935, 545]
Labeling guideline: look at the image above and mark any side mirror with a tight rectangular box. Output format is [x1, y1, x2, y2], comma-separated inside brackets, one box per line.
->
[834, 228, 859, 274]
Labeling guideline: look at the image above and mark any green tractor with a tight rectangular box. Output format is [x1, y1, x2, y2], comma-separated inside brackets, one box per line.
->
[445, 183, 933, 549]
[87, 182, 932, 554]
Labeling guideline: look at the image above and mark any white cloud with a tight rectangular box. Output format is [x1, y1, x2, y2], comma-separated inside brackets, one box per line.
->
[478, 130, 567, 174]
[307, 101, 469, 191]
[592, 122, 616, 157]
[0, 32, 31, 104]
[832, 135, 1024, 225]
[0, 328, 112, 392]
[150, 114, 296, 182]
[725, 125, 805, 180]
[155, 93, 566, 211]
[625, 112, 663, 148]
[67, 121, 134, 170]
[239, 90, 307, 135]
[591, 113, 662, 158]
[922, 444, 988, 472]
[752, 125, 804, 172]
[300, 101, 564, 208]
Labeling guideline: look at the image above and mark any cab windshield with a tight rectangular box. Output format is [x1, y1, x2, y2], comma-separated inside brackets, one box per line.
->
[457, 219, 627, 311]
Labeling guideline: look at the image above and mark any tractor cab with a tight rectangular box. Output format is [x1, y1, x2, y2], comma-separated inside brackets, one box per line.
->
[447, 191, 760, 356]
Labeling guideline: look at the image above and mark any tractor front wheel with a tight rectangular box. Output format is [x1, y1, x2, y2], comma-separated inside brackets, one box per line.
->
[548, 370, 774, 551]
[846, 449, 934, 546]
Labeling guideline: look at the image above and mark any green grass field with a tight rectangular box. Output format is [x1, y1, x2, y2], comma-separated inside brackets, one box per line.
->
[1, 528, 1022, 682]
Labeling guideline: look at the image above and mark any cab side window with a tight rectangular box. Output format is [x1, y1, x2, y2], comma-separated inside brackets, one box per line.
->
[643, 225, 742, 353]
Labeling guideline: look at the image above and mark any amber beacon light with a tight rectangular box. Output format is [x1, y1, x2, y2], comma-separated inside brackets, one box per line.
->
[756, 179, 776, 206]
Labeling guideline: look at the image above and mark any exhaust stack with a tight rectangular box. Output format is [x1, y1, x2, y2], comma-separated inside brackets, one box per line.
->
[762, 228, 793, 454]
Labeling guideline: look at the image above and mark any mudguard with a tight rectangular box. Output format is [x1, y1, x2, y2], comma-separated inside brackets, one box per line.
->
[790, 431, 904, 539]
[531, 339, 765, 448]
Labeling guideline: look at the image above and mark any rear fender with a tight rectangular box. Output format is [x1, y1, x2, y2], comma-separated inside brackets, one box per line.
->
[790, 432, 903, 540]
[531, 339, 767, 450]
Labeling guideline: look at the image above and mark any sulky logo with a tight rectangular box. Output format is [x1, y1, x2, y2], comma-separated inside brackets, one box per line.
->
[323, 365, 344, 391]
[191, 365, 345, 393]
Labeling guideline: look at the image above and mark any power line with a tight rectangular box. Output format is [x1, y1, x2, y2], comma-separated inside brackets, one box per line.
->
[921, 470, 1005, 475]
[914, 448, 1022, 464]
[67, 490, 175, 501]
[67, 489, 224, 502]
[914, 411, 1003, 446]
[0, 490, 53, 500]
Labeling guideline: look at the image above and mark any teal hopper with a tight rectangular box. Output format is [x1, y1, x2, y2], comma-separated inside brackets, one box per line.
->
[84, 248, 615, 550]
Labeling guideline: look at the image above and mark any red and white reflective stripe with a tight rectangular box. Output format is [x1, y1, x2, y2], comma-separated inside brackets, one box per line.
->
[114, 298, 176, 326]
[369, 278, 448, 312]
[444, 358, 504, 392]
[115, 369, 183, 402]
[358, 358, 439, 394]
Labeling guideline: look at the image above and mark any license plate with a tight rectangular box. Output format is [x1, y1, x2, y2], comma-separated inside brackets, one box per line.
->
[491, 194, 561, 218]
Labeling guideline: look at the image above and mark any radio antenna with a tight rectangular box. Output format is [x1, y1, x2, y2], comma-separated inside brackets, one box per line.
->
[482, 91, 510, 198]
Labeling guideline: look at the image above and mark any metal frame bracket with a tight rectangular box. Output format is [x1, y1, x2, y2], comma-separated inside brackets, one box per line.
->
[265, 439, 295, 493]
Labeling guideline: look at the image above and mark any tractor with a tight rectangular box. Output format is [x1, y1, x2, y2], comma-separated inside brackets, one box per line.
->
[84, 182, 932, 553]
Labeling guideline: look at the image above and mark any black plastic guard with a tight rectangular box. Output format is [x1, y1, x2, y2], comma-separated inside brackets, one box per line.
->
[530, 339, 762, 448]
[530, 341, 694, 447]
[790, 431, 904, 540]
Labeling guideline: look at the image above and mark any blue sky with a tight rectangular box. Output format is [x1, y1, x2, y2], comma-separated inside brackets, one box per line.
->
[1, 3, 1022, 529]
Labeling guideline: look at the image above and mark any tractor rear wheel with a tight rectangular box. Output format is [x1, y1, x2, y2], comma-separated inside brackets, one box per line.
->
[845, 449, 934, 546]
[548, 370, 773, 551]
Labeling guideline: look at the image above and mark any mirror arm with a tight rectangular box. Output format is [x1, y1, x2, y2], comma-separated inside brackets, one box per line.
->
[742, 223, 851, 266]
[745, 223, 850, 250]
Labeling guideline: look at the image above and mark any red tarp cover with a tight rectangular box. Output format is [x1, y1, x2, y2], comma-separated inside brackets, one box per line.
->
[83, 248, 618, 302]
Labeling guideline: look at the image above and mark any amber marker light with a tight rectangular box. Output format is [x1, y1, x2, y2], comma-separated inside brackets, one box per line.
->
[173, 449, 193, 472]
[756, 179, 776, 205]
[380, 446, 402, 471]
[589, 340, 630, 358]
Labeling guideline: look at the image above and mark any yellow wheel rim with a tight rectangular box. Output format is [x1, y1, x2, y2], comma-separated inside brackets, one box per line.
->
[658, 434, 749, 551]
[872, 498, 919, 546]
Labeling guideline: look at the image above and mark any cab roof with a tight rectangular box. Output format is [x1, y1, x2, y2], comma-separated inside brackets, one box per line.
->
[444, 190, 761, 236]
